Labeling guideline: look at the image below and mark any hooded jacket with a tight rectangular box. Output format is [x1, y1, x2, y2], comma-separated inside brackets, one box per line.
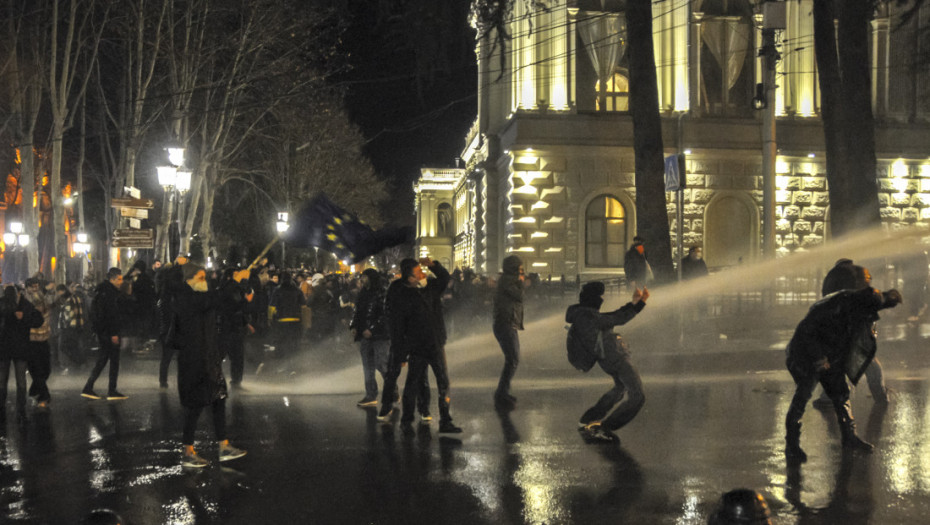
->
[787, 286, 899, 384]
[564, 300, 645, 359]
[493, 255, 524, 329]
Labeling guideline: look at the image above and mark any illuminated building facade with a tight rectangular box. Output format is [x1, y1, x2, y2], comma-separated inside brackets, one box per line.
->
[415, 0, 930, 277]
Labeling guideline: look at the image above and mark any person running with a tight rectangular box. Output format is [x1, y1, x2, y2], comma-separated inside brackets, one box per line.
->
[82, 268, 129, 401]
[567, 282, 649, 443]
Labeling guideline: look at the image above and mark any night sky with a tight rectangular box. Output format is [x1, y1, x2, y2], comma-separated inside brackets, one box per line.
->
[335, 0, 478, 223]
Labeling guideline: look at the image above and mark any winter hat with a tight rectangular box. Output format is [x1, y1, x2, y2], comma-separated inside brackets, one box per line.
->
[311, 273, 325, 286]
[502, 255, 523, 275]
[579, 281, 606, 308]
[400, 258, 419, 279]
[182, 263, 204, 282]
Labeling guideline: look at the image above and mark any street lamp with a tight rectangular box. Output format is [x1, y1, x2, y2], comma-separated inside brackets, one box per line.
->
[276, 212, 289, 268]
[3, 221, 30, 284]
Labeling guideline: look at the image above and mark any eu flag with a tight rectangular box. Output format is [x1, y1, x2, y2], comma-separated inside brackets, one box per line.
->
[283, 193, 413, 263]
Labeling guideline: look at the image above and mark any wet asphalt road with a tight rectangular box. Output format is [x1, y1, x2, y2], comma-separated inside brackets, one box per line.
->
[2, 303, 930, 525]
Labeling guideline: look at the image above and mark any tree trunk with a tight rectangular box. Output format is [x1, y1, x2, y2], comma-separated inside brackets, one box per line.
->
[838, 0, 881, 231]
[626, 0, 674, 281]
[813, 0, 851, 236]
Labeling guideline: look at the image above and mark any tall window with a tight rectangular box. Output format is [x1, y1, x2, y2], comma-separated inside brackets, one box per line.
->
[586, 195, 626, 267]
[595, 71, 629, 112]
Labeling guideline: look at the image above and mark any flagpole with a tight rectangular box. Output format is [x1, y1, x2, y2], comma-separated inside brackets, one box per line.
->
[247, 234, 281, 271]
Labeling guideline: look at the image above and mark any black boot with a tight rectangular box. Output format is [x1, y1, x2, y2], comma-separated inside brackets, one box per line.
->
[837, 401, 873, 452]
[785, 421, 807, 463]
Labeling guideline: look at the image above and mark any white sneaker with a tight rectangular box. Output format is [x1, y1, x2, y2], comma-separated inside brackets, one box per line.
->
[182, 450, 209, 468]
[219, 443, 247, 462]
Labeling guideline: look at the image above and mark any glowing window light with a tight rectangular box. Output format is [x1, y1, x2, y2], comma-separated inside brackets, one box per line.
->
[892, 160, 909, 178]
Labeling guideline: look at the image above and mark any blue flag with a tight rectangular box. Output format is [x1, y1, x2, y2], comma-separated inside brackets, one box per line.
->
[282, 193, 413, 263]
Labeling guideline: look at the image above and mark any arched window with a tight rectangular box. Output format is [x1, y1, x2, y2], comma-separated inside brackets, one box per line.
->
[437, 203, 452, 237]
[596, 72, 629, 112]
[586, 195, 627, 267]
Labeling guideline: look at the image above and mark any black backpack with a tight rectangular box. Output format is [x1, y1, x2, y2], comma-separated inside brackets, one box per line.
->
[565, 322, 603, 372]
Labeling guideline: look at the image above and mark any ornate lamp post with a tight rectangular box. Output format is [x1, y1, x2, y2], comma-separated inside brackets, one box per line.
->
[276, 212, 289, 268]
[3, 221, 31, 284]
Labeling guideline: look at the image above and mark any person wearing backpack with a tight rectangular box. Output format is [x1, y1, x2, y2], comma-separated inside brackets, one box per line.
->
[565, 281, 649, 443]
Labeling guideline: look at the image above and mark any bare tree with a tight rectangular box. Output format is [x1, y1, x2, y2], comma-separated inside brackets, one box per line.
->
[1, 0, 46, 277]
[45, 0, 109, 283]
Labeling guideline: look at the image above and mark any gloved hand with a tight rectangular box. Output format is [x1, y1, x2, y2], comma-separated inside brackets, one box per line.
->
[882, 289, 903, 307]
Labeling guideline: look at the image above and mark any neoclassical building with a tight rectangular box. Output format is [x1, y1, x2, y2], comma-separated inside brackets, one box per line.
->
[414, 0, 930, 278]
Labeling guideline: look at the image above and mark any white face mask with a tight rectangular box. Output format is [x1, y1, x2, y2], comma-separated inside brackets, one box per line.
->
[191, 280, 208, 292]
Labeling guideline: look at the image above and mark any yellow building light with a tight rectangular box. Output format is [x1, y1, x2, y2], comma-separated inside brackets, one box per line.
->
[920, 165, 930, 178]
[515, 155, 538, 165]
[543, 217, 564, 225]
[530, 232, 548, 239]
[776, 159, 790, 174]
[776, 176, 790, 190]
[515, 184, 537, 195]
[892, 160, 908, 178]
[892, 178, 908, 193]
[531, 201, 550, 210]
[515, 217, 536, 224]
[531, 262, 548, 268]
[544, 247, 563, 253]
[515, 247, 535, 253]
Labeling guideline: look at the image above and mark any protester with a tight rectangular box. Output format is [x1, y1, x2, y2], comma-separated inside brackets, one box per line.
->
[24, 277, 56, 408]
[379, 257, 461, 433]
[349, 268, 390, 407]
[784, 264, 901, 462]
[680, 246, 709, 280]
[623, 236, 652, 289]
[82, 267, 129, 401]
[55, 284, 86, 372]
[156, 255, 187, 389]
[0, 286, 43, 422]
[492, 255, 526, 408]
[269, 272, 303, 369]
[567, 281, 649, 443]
[217, 267, 254, 389]
[172, 263, 247, 468]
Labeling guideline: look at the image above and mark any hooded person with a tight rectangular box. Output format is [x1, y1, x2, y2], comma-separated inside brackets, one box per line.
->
[565, 281, 649, 443]
[349, 268, 390, 406]
[492, 255, 526, 407]
[784, 264, 902, 462]
[172, 263, 248, 468]
[623, 236, 652, 290]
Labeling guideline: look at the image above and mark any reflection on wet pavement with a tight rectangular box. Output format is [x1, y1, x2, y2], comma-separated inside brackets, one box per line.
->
[0, 315, 928, 524]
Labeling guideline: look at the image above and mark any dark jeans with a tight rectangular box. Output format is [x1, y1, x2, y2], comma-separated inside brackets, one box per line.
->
[58, 328, 86, 368]
[493, 322, 520, 398]
[275, 322, 302, 360]
[159, 338, 177, 387]
[220, 333, 245, 385]
[0, 357, 28, 415]
[402, 350, 452, 424]
[359, 338, 389, 398]
[581, 347, 645, 431]
[182, 398, 227, 445]
[379, 350, 431, 417]
[85, 336, 120, 393]
[786, 357, 851, 435]
[27, 341, 51, 402]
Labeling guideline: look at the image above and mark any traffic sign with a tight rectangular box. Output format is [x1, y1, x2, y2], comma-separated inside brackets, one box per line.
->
[112, 238, 154, 249]
[110, 198, 154, 209]
[113, 228, 154, 239]
[120, 208, 149, 219]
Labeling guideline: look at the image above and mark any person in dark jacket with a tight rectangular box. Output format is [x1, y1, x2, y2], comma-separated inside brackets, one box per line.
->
[812, 259, 890, 409]
[784, 265, 901, 462]
[269, 272, 304, 367]
[126, 259, 157, 349]
[156, 256, 187, 388]
[680, 246, 709, 280]
[82, 267, 129, 400]
[378, 258, 462, 433]
[566, 281, 649, 443]
[217, 268, 253, 388]
[350, 268, 390, 406]
[0, 286, 44, 421]
[492, 255, 526, 408]
[623, 236, 651, 290]
[172, 263, 248, 468]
